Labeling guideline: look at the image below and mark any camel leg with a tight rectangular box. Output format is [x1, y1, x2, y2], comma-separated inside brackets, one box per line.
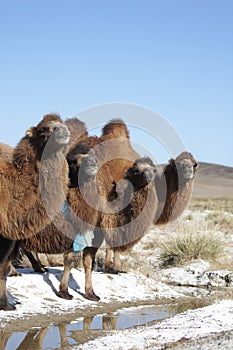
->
[23, 250, 48, 273]
[58, 324, 68, 347]
[0, 236, 19, 310]
[0, 261, 15, 311]
[104, 249, 125, 274]
[16, 328, 48, 350]
[104, 248, 114, 272]
[8, 262, 22, 277]
[0, 332, 12, 350]
[83, 247, 100, 301]
[83, 316, 94, 330]
[56, 251, 75, 300]
[113, 249, 126, 273]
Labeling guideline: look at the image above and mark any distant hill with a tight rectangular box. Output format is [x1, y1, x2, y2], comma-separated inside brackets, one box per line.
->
[193, 162, 233, 198]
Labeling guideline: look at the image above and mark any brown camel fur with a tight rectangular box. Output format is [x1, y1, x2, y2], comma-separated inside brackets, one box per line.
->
[0, 113, 70, 310]
[111, 151, 198, 272]
[22, 143, 102, 301]
[72, 119, 141, 272]
[155, 151, 198, 225]
[6, 117, 88, 276]
[100, 157, 158, 259]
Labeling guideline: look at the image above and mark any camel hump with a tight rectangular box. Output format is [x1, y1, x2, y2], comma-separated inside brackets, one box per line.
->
[101, 119, 130, 139]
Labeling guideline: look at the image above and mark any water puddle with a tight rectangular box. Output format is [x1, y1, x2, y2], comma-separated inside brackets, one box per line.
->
[1, 299, 211, 349]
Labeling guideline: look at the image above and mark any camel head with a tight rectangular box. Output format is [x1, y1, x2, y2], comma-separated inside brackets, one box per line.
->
[67, 143, 98, 187]
[169, 151, 198, 181]
[26, 113, 70, 150]
[126, 157, 156, 188]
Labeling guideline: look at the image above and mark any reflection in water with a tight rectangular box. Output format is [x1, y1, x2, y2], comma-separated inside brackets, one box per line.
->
[2, 300, 210, 349]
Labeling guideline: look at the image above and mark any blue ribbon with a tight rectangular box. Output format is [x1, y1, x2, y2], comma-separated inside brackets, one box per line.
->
[61, 202, 87, 253]
[73, 232, 87, 253]
[61, 200, 71, 221]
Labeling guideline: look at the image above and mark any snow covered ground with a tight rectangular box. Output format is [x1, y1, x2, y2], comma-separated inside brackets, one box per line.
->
[0, 266, 184, 327]
[76, 300, 233, 350]
[1, 204, 233, 349]
[1, 264, 233, 349]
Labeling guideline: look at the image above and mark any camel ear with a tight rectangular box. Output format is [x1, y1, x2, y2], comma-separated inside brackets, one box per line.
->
[169, 158, 175, 168]
[26, 126, 35, 137]
[125, 167, 133, 177]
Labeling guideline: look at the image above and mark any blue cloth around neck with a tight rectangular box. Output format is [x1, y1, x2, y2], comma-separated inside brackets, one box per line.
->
[73, 232, 87, 253]
[61, 200, 71, 220]
[61, 202, 87, 253]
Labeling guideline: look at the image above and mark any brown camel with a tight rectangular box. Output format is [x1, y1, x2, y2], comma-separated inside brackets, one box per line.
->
[3, 117, 88, 276]
[155, 151, 198, 224]
[110, 151, 198, 272]
[22, 143, 103, 301]
[100, 157, 158, 250]
[70, 119, 141, 272]
[0, 113, 70, 310]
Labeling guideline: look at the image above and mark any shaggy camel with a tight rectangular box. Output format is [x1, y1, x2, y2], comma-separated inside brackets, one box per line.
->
[22, 143, 102, 301]
[4, 117, 88, 276]
[68, 119, 141, 272]
[100, 157, 158, 250]
[110, 151, 198, 272]
[155, 151, 198, 224]
[0, 113, 70, 310]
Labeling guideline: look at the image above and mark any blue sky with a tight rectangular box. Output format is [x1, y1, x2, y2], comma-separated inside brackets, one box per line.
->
[0, 0, 232, 166]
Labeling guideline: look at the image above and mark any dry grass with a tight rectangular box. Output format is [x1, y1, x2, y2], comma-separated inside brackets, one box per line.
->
[206, 212, 233, 234]
[189, 197, 233, 213]
[159, 231, 224, 267]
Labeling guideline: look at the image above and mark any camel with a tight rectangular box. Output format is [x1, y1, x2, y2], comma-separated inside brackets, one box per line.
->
[155, 151, 198, 224]
[100, 157, 158, 251]
[110, 151, 198, 272]
[21, 143, 103, 301]
[68, 119, 141, 272]
[2, 117, 88, 277]
[0, 113, 71, 310]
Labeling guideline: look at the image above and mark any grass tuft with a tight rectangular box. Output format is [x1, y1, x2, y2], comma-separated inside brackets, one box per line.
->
[160, 232, 224, 267]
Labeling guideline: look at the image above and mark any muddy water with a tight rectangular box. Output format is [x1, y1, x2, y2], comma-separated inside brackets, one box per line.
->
[1, 298, 212, 350]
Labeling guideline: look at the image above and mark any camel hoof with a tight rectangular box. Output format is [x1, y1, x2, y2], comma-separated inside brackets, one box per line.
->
[55, 290, 73, 300]
[84, 293, 100, 302]
[0, 302, 16, 311]
[104, 267, 127, 274]
[9, 271, 22, 277]
[103, 267, 119, 274]
[34, 267, 48, 273]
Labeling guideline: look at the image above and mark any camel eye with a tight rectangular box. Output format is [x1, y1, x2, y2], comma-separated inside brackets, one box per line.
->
[69, 159, 77, 165]
[134, 169, 141, 175]
[37, 126, 50, 136]
[193, 163, 198, 168]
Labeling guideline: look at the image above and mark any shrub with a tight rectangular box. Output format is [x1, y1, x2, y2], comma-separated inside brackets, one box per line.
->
[160, 232, 224, 267]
